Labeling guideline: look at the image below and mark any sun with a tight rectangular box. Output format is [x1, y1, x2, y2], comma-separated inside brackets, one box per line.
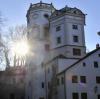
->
[11, 40, 30, 57]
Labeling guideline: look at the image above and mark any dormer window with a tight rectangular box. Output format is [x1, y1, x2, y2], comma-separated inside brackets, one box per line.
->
[73, 11, 77, 14]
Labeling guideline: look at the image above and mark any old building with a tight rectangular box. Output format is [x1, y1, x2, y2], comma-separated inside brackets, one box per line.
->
[25, 1, 100, 99]
[57, 46, 100, 99]
[0, 66, 26, 99]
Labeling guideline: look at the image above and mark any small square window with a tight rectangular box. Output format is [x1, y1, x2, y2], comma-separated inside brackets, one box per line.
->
[73, 48, 81, 56]
[80, 76, 86, 83]
[81, 93, 87, 99]
[73, 36, 79, 42]
[72, 93, 79, 99]
[94, 61, 98, 68]
[57, 37, 61, 44]
[72, 25, 78, 30]
[56, 26, 61, 31]
[96, 76, 100, 84]
[98, 54, 100, 57]
[72, 76, 78, 83]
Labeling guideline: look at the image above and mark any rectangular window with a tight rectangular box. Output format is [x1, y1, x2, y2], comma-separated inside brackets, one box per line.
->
[45, 44, 50, 51]
[61, 77, 64, 84]
[73, 36, 79, 42]
[72, 25, 78, 30]
[98, 54, 100, 57]
[57, 78, 60, 86]
[83, 62, 86, 67]
[80, 76, 86, 83]
[98, 95, 100, 99]
[39, 97, 44, 99]
[10, 93, 15, 99]
[73, 48, 81, 56]
[42, 82, 44, 88]
[72, 93, 79, 99]
[72, 76, 78, 83]
[81, 93, 87, 99]
[56, 26, 61, 31]
[57, 37, 61, 44]
[44, 26, 49, 37]
[48, 82, 50, 89]
[96, 76, 100, 84]
[48, 67, 50, 73]
[94, 61, 98, 68]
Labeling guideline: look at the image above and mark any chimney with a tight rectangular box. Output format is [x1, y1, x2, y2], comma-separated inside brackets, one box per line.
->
[96, 43, 99, 49]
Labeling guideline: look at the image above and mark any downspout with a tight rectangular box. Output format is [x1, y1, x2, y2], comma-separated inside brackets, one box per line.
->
[64, 72, 67, 99]
[44, 64, 48, 99]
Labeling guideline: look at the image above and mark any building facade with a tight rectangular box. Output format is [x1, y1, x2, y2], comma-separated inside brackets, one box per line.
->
[25, 1, 100, 99]
[57, 47, 100, 99]
[25, 2, 55, 99]
[0, 66, 26, 99]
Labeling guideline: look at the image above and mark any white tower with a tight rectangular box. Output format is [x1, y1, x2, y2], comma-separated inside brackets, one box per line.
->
[26, 2, 55, 99]
[50, 6, 86, 59]
[27, 1, 55, 41]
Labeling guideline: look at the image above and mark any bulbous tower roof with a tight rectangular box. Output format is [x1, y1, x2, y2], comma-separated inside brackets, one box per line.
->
[26, 1, 55, 18]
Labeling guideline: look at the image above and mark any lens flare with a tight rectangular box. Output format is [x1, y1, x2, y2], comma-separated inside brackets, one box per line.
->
[11, 40, 30, 57]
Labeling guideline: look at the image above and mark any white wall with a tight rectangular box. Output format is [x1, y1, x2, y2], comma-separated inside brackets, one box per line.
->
[50, 14, 86, 59]
[58, 58, 77, 73]
[57, 74, 65, 99]
[26, 5, 53, 99]
[64, 49, 100, 99]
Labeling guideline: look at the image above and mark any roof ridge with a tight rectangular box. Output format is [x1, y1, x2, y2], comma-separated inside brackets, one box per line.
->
[57, 47, 100, 75]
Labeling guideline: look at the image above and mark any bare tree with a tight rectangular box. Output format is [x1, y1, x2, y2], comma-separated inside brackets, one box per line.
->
[0, 12, 9, 70]
[0, 25, 28, 69]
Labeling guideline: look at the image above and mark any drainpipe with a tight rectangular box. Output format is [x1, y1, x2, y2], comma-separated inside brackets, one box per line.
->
[44, 63, 48, 99]
[64, 72, 67, 99]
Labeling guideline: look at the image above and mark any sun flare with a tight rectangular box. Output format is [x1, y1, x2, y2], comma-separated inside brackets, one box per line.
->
[11, 40, 30, 57]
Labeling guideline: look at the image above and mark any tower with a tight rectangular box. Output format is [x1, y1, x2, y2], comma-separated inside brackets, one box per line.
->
[26, 2, 87, 99]
[50, 6, 86, 59]
[26, 1, 55, 41]
[26, 2, 55, 99]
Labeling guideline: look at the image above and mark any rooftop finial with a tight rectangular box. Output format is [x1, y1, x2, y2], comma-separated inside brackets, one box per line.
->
[30, 3, 32, 6]
[96, 43, 100, 49]
[65, 5, 68, 8]
[40, 0, 42, 3]
[30, 3, 32, 8]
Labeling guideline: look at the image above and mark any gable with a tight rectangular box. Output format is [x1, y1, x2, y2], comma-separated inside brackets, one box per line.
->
[57, 48, 100, 75]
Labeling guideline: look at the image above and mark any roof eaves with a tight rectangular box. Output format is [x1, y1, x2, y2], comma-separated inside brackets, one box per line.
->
[57, 47, 100, 76]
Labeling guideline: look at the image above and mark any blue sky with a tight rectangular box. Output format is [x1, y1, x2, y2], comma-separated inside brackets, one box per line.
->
[0, 0, 100, 51]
